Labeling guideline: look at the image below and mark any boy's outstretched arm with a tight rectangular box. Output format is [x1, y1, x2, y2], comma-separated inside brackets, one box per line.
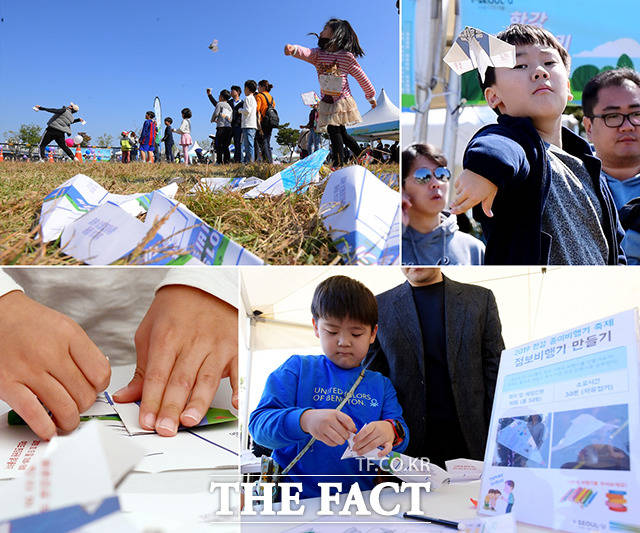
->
[113, 284, 238, 437]
[0, 291, 111, 440]
[450, 169, 498, 218]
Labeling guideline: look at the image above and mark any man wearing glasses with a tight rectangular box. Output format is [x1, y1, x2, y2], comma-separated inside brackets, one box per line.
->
[402, 143, 485, 265]
[583, 68, 640, 264]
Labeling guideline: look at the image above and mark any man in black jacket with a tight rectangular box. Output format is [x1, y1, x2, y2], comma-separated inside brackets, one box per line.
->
[35, 102, 84, 160]
[364, 267, 504, 467]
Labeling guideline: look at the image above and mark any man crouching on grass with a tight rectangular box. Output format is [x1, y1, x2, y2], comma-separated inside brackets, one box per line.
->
[249, 275, 409, 499]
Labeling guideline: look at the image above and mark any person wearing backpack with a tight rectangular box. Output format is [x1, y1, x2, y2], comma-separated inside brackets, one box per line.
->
[256, 80, 279, 164]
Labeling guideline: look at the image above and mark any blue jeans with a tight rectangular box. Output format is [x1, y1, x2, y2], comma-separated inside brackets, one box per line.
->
[242, 128, 256, 163]
[307, 129, 322, 153]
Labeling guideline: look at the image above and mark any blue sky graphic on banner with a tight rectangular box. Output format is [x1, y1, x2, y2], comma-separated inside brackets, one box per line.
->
[460, 0, 640, 105]
[403, 0, 640, 108]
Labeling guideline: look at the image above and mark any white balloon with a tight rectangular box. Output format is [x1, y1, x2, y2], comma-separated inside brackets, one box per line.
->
[74, 135, 83, 144]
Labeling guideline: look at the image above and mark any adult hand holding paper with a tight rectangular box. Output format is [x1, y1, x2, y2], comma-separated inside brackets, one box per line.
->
[0, 291, 111, 440]
[112, 285, 238, 437]
[443, 26, 516, 83]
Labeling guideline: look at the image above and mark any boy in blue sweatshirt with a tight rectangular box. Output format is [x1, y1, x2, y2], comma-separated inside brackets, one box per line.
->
[249, 276, 409, 499]
[450, 24, 624, 265]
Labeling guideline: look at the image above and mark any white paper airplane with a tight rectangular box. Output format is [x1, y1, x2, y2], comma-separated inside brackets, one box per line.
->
[243, 148, 329, 198]
[40, 174, 177, 242]
[320, 166, 400, 265]
[443, 26, 516, 82]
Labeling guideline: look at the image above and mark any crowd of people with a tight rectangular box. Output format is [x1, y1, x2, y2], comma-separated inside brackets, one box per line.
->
[402, 24, 640, 266]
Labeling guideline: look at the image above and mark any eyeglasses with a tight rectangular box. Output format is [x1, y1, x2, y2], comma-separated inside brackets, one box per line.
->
[412, 166, 451, 183]
[589, 111, 640, 128]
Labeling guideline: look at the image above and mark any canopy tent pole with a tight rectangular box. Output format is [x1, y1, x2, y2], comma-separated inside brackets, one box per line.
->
[442, 0, 463, 203]
[412, 0, 446, 144]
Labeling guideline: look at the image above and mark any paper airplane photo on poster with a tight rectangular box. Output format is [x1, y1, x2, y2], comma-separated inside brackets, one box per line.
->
[443, 26, 516, 82]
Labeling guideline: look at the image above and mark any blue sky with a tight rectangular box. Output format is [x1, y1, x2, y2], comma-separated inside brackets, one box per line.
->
[0, 0, 399, 151]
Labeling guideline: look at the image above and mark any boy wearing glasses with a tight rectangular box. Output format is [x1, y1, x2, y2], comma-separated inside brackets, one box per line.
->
[450, 24, 624, 265]
[402, 143, 485, 265]
[582, 68, 640, 263]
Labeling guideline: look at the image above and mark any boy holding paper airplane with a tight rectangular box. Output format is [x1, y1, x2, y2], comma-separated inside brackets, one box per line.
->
[447, 24, 624, 265]
[249, 275, 409, 498]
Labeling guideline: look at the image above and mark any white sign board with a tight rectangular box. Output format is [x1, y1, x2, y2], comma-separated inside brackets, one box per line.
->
[480, 309, 640, 532]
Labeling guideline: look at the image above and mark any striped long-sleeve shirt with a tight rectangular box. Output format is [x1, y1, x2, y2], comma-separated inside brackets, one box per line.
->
[292, 45, 375, 102]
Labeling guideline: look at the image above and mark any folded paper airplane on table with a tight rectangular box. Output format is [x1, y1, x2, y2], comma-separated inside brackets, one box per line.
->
[0, 421, 144, 528]
[443, 26, 516, 82]
[320, 165, 400, 265]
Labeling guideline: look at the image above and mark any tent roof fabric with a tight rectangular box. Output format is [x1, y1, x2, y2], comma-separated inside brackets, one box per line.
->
[347, 88, 400, 141]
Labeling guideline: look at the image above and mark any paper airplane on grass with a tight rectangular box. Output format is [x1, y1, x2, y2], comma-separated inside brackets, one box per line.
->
[40, 174, 178, 242]
[320, 165, 400, 265]
[59, 191, 263, 265]
[243, 148, 329, 198]
[188, 176, 262, 194]
[145, 192, 263, 265]
[443, 26, 516, 82]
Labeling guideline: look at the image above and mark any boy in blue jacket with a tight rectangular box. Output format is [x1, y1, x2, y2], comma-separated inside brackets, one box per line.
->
[249, 276, 409, 499]
[450, 24, 625, 265]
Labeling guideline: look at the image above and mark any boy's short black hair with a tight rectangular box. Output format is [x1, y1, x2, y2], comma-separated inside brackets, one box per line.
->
[244, 79, 257, 93]
[505, 480, 515, 489]
[402, 143, 447, 185]
[165, 117, 173, 124]
[219, 89, 231, 101]
[146, 110, 155, 119]
[231, 85, 242, 94]
[181, 107, 192, 119]
[582, 68, 640, 117]
[311, 276, 377, 329]
[479, 24, 571, 94]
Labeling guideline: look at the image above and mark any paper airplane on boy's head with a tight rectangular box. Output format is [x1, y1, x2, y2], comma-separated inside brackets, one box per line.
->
[443, 26, 516, 82]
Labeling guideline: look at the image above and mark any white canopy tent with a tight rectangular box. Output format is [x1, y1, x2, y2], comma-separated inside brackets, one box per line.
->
[239, 266, 640, 444]
[346, 89, 400, 141]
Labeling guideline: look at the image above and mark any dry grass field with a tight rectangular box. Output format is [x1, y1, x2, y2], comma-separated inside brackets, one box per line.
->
[0, 160, 398, 265]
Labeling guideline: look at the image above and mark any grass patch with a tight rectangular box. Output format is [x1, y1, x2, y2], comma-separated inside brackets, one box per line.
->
[0, 160, 398, 265]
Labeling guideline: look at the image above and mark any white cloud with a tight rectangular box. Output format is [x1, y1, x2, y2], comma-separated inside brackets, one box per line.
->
[574, 38, 640, 58]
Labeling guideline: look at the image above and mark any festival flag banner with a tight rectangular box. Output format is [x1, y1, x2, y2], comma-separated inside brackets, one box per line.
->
[40, 174, 177, 242]
[243, 148, 329, 198]
[480, 309, 640, 532]
[320, 166, 400, 265]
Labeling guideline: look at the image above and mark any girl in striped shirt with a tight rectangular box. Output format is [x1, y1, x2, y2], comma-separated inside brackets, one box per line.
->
[285, 18, 376, 167]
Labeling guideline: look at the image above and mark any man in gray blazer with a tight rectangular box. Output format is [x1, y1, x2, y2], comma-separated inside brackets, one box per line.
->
[364, 267, 504, 466]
